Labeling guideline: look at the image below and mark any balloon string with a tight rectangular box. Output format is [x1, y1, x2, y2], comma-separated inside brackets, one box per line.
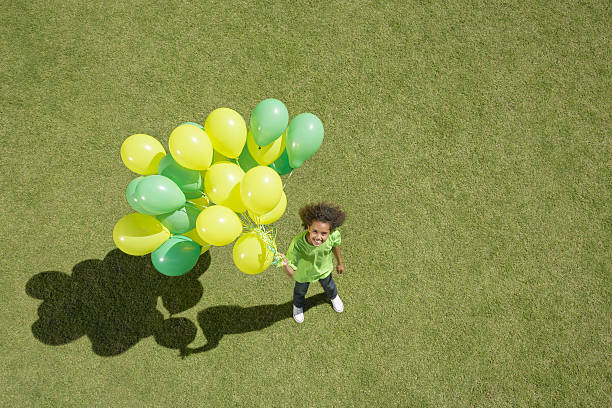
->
[283, 169, 294, 190]
[238, 212, 253, 229]
[238, 212, 282, 267]
[186, 191, 210, 210]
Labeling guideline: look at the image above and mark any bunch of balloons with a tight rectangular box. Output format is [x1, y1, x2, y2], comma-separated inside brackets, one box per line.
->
[113, 99, 324, 277]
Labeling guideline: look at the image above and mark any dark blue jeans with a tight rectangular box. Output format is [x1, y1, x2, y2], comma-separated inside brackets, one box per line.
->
[293, 273, 338, 309]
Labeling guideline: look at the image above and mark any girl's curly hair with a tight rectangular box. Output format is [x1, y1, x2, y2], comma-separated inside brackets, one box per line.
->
[299, 202, 346, 231]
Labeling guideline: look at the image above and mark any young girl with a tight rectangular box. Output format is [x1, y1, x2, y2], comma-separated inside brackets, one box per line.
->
[278, 203, 346, 323]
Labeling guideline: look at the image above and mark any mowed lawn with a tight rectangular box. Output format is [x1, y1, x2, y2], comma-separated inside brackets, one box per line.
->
[1, 0, 609, 406]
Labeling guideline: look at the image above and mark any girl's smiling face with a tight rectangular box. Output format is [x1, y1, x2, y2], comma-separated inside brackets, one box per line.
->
[306, 220, 331, 247]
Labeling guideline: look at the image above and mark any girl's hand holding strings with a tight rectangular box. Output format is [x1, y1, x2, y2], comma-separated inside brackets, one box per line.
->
[277, 253, 288, 267]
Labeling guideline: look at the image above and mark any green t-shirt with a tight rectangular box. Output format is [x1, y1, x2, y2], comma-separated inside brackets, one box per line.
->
[286, 229, 341, 283]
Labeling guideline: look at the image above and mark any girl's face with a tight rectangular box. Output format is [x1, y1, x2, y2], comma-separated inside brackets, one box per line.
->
[306, 221, 331, 247]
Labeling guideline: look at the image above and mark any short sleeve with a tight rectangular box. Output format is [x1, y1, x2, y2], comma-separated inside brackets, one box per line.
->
[286, 238, 299, 270]
[330, 229, 341, 247]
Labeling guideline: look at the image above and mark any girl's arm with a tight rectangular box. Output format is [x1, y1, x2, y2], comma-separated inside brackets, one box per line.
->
[332, 246, 344, 274]
[278, 253, 295, 278]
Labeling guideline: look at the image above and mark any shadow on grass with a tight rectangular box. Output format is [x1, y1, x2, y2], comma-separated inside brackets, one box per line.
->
[26, 249, 330, 357]
[26, 249, 210, 356]
[179, 292, 330, 358]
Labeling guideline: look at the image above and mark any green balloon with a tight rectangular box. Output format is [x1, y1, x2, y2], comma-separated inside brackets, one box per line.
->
[156, 202, 201, 234]
[237, 144, 258, 173]
[158, 155, 203, 199]
[212, 150, 226, 163]
[269, 150, 293, 175]
[180, 121, 204, 130]
[250, 98, 289, 146]
[151, 235, 201, 276]
[126, 176, 148, 213]
[135, 175, 186, 215]
[286, 113, 324, 169]
[126, 177, 159, 215]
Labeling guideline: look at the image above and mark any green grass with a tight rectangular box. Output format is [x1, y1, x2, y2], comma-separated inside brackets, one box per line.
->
[1, 0, 610, 406]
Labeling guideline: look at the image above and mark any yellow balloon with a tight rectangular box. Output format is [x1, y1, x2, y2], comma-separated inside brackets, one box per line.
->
[120, 134, 166, 175]
[188, 195, 210, 209]
[182, 228, 212, 254]
[204, 108, 247, 159]
[240, 166, 283, 216]
[200, 150, 232, 181]
[168, 124, 213, 170]
[232, 232, 273, 274]
[204, 162, 246, 213]
[195, 205, 243, 246]
[247, 129, 285, 166]
[249, 191, 287, 225]
[113, 213, 170, 255]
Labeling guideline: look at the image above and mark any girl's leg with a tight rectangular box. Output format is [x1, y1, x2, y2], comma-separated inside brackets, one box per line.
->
[293, 281, 310, 309]
[318, 274, 338, 300]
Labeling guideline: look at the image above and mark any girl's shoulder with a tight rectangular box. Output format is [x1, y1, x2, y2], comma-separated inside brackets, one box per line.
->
[329, 229, 341, 246]
[288, 231, 307, 248]
[292, 230, 307, 242]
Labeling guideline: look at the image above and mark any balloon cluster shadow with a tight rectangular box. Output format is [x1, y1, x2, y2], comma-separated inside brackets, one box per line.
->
[26, 249, 330, 357]
[26, 249, 210, 356]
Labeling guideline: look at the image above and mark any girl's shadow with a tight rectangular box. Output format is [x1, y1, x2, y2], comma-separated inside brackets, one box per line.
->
[179, 293, 329, 357]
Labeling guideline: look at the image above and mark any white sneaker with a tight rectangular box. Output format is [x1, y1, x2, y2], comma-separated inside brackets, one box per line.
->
[293, 305, 304, 323]
[331, 295, 344, 313]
